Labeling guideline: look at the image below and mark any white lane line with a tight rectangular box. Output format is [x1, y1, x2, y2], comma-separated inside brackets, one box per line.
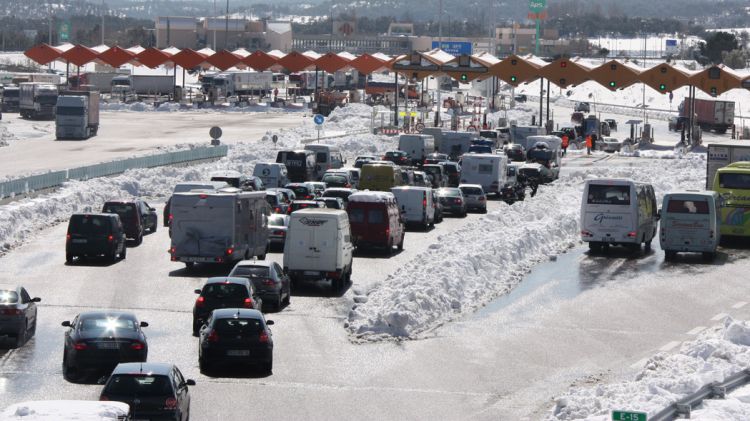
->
[630, 358, 649, 370]
[686, 326, 707, 335]
[659, 341, 681, 352]
[732, 302, 748, 309]
[711, 313, 729, 321]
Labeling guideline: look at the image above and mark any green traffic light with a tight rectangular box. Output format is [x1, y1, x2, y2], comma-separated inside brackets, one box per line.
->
[609, 81, 616, 88]
[659, 84, 666, 91]
[510, 76, 517, 82]
[460, 74, 468, 82]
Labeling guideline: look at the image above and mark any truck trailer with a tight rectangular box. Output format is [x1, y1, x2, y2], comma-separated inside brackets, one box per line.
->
[111, 75, 174, 98]
[679, 98, 734, 134]
[55, 91, 100, 140]
[19, 82, 58, 119]
[69, 72, 127, 93]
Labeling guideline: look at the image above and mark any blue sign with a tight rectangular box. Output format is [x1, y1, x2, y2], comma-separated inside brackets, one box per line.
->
[665, 39, 677, 47]
[431, 41, 473, 56]
[313, 114, 325, 125]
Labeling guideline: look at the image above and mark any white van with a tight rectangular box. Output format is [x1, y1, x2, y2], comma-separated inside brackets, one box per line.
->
[283, 209, 354, 291]
[390, 186, 435, 230]
[253, 163, 289, 188]
[580, 178, 658, 253]
[398, 134, 435, 165]
[459, 153, 508, 196]
[659, 191, 721, 261]
[304, 144, 344, 179]
[439, 131, 475, 159]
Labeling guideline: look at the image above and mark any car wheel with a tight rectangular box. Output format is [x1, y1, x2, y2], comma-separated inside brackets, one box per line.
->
[135, 232, 143, 246]
[185, 262, 195, 270]
[151, 224, 157, 233]
[199, 357, 210, 373]
[263, 358, 273, 374]
[66, 253, 73, 264]
[192, 319, 201, 337]
[702, 252, 716, 261]
[397, 235, 404, 251]
[644, 240, 652, 252]
[62, 352, 75, 381]
[588, 242, 602, 253]
[30, 319, 36, 337]
[120, 246, 127, 260]
[14, 323, 27, 348]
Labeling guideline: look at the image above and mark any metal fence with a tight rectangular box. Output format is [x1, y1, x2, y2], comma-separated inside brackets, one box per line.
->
[0, 145, 228, 200]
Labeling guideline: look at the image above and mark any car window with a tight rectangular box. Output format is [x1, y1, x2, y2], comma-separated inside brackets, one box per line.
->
[231, 266, 270, 278]
[587, 185, 630, 205]
[0, 290, 19, 304]
[666, 199, 710, 214]
[102, 204, 137, 218]
[79, 317, 137, 331]
[273, 263, 283, 277]
[20, 288, 31, 303]
[105, 375, 174, 397]
[173, 368, 186, 388]
[202, 283, 249, 299]
[268, 215, 286, 226]
[323, 175, 347, 184]
[348, 208, 365, 223]
[368, 210, 385, 224]
[69, 215, 112, 235]
[461, 187, 483, 195]
[316, 152, 327, 163]
[214, 318, 263, 334]
[266, 195, 279, 205]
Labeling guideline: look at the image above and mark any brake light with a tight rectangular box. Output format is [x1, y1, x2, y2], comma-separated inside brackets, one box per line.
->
[226, 247, 234, 256]
[627, 231, 637, 238]
[275, 207, 281, 213]
[345, 183, 351, 188]
[454, 198, 462, 204]
[168, 214, 173, 221]
[259, 330, 269, 343]
[66, 234, 71, 241]
[243, 298, 254, 308]
[164, 397, 178, 410]
[170, 247, 175, 254]
[263, 278, 275, 286]
[195, 296, 205, 307]
[385, 228, 390, 236]
[74, 342, 88, 351]
[327, 271, 340, 279]
[130, 341, 144, 351]
[0, 309, 22, 315]
[207, 330, 219, 342]
[273, 230, 285, 236]
[107, 235, 113, 242]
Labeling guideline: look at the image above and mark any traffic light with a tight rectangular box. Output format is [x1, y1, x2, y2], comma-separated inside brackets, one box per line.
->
[510, 75, 518, 83]
[460, 74, 468, 82]
[710, 87, 718, 97]
[659, 83, 667, 91]
[560, 61, 568, 68]
[609, 81, 616, 88]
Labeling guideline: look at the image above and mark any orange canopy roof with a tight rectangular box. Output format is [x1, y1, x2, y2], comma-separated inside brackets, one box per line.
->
[588, 60, 642, 91]
[24, 44, 62, 66]
[277, 51, 314, 73]
[97, 46, 136, 68]
[242, 50, 277, 71]
[688, 65, 743, 96]
[205, 50, 241, 71]
[136, 47, 172, 68]
[538, 57, 591, 88]
[349, 54, 386, 74]
[61, 44, 99, 67]
[315, 52, 350, 73]
[170, 48, 207, 69]
[488, 55, 542, 86]
[639, 63, 692, 93]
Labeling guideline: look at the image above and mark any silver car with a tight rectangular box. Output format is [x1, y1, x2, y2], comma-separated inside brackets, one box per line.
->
[458, 184, 488, 213]
[268, 214, 290, 248]
[0, 285, 41, 348]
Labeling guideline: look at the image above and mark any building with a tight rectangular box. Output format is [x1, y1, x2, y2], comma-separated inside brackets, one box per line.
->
[155, 17, 199, 49]
[202, 18, 264, 50]
[291, 35, 412, 55]
[155, 16, 280, 51]
[266, 21, 292, 52]
[495, 27, 568, 56]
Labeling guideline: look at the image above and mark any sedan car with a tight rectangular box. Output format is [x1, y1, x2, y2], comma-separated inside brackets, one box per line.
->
[287, 200, 325, 214]
[198, 309, 274, 373]
[382, 151, 410, 166]
[284, 183, 316, 200]
[458, 184, 488, 213]
[229, 261, 291, 312]
[317, 197, 345, 210]
[0, 285, 40, 348]
[61, 311, 149, 381]
[424, 153, 449, 165]
[267, 214, 290, 249]
[436, 188, 467, 217]
[100, 362, 195, 421]
[504, 144, 526, 162]
[192, 277, 263, 335]
[598, 136, 623, 153]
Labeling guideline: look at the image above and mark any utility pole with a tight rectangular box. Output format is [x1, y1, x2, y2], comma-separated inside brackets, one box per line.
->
[101, 0, 105, 45]
[642, 32, 646, 122]
[434, 0, 443, 127]
[225, 0, 229, 50]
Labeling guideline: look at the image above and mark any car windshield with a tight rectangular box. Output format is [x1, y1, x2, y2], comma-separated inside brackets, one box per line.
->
[105, 375, 173, 397]
[79, 316, 137, 332]
[68, 215, 111, 235]
[460, 187, 483, 195]
[666, 199, 710, 214]
[202, 283, 248, 299]
[102, 203, 136, 218]
[214, 318, 263, 334]
[56, 106, 85, 116]
[587, 184, 631, 205]
[268, 215, 287, 226]
[288, 186, 310, 196]
[0, 290, 19, 304]
[265, 195, 279, 205]
[231, 266, 270, 278]
[368, 210, 385, 223]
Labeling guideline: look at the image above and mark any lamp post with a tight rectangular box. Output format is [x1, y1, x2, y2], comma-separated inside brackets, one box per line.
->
[434, 0, 443, 127]
[224, 0, 229, 49]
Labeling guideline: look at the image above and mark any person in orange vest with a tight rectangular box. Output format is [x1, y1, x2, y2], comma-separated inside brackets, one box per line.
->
[585, 135, 593, 155]
[561, 135, 569, 157]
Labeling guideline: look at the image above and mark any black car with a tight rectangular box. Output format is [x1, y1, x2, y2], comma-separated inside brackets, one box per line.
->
[229, 261, 291, 312]
[192, 277, 263, 335]
[504, 144, 527, 162]
[198, 308, 274, 373]
[62, 311, 149, 381]
[100, 362, 194, 421]
[66, 213, 127, 263]
[438, 162, 461, 187]
[436, 188, 467, 217]
[321, 187, 356, 205]
[102, 199, 157, 245]
[382, 151, 410, 166]
[0, 285, 40, 348]
[285, 183, 316, 200]
[431, 190, 444, 223]
[320, 173, 352, 188]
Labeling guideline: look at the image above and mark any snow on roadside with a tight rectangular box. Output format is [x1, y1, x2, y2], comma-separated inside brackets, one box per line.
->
[549, 317, 750, 421]
[0, 122, 10, 147]
[346, 154, 706, 341]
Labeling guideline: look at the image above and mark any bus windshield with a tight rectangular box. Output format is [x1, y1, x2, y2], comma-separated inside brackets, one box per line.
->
[719, 173, 750, 190]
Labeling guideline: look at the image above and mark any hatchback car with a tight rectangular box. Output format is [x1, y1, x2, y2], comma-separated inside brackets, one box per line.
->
[267, 214, 290, 249]
[100, 362, 195, 421]
[0, 285, 40, 348]
[198, 308, 274, 373]
[228, 261, 291, 312]
[287, 200, 325, 214]
[192, 277, 263, 335]
[459, 184, 488, 213]
[321, 172, 353, 189]
[436, 188, 467, 217]
[382, 151, 410, 166]
[284, 183, 316, 200]
[439, 162, 461, 187]
[318, 197, 346, 210]
[504, 144, 527, 162]
[66, 213, 127, 263]
[102, 199, 157, 245]
[61, 311, 149, 381]
[266, 191, 288, 214]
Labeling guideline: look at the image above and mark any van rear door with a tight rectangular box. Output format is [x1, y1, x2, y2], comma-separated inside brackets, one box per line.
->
[582, 183, 635, 242]
[662, 197, 714, 249]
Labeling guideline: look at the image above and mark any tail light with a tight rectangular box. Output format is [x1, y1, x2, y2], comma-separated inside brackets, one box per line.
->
[454, 198, 462, 204]
[385, 228, 390, 237]
[0, 309, 22, 315]
[243, 298, 254, 308]
[273, 230, 286, 236]
[479, 197, 486, 201]
[327, 271, 340, 279]
[168, 214, 173, 222]
[207, 330, 219, 342]
[169, 247, 175, 254]
[74, 342, 88, 351]
[164, 397, 178, 410]
[130, 341, 144, 351]
[66, 234, 71, 241]
[275, 207, 281, 213]
[107, 235, 113, 242]
[226, 247, 234, 256]
[195, 296, 205, 307]
[345, 183, 351, 188]
[581, 230, 593, 237]
[263, 279, 275, 286]
[100, 395, 109, 401]
[259, 330, 269, 343]
[627, 231, 637, 238]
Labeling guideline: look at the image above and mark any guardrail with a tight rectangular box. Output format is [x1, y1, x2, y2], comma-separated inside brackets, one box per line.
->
[650, 368, 750, 420]
[0, 145, 228, 200]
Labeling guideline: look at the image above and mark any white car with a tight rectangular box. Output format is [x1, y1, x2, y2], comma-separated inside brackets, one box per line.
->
[598, 136, 623, 153]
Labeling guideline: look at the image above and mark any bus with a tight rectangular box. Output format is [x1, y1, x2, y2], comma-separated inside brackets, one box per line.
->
[713, 161, 750, 237]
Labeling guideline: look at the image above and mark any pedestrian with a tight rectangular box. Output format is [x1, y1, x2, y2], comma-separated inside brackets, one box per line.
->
[585, 135, 592, 155]
[273, 88, 279, 102]
[561, 135, 569, 157]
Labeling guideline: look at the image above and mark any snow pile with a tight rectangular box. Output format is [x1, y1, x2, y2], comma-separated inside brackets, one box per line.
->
[347, 154, 706, 340]
[0, 123, 10, 147]
[1, 400, 129, 420]
[549, 318, 750, 420]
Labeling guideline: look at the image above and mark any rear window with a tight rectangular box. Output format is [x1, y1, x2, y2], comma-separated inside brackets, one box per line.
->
[477, 164, 493, 174]
[214, 318, 263, 334]
[666, 199, 710, 214]
[460, 187, 483, 195]
[102, 203, 136, 218]
[323, 175, 347, 184]
[79, 317, 137, 331]
[0, 290, 19, 304]
[719, 173, 750, 190]
[265, 195, 279, 205]
[289, 186, 310, 196]
[587, 184, 631, 205]
[232, 266, 270, 278]
[106, 375, 173, 397]
[368, 210, 385, 224]
[268, 215, 286, 226]
[349, 208, 365, 223]
[202, 283, 249, 299]
[68, 215, 112, 235]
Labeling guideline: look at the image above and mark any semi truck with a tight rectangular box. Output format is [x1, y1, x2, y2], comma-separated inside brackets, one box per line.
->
[211, 71, 273, 97]
[679, 98, 735, 134]
[68, 72, 126, 93]
[55, 91, 100, 140]
[1, 86, 20, 112]
[19, 82, 58, 119]
[2, 72, 61, 85]
[111, 75, 174, 98]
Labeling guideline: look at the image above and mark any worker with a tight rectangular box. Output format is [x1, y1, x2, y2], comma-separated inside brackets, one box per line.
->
[561, 135, 569, 157]
[585, 135, 593, 155]
[273, 88, 279, 102]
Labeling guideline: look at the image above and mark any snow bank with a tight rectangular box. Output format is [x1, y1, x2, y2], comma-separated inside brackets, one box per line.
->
[347, 154, 706, 341]
[0, 123, 10, 147]
[549, 318, 750, 420]
[99, 101, 307, 114]
[1, 400, 129, 420]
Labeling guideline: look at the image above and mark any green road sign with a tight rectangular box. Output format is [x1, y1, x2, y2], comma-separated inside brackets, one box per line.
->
[612, 410, 647, 421]
[58, 22, 70, 42]
[529, 0, 547, 13]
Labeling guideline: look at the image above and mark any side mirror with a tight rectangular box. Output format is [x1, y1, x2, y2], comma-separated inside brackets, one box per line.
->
[61, 321, 71, 327]
[186, 379, 196, 386]
[266, 320, 275, 325]
[140, 321, 149, 327]
[194, 289, 202, 294]
[31, 297, 41, 302]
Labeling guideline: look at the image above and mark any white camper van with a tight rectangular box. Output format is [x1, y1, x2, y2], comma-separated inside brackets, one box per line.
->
[253, 163, 289, 188]
[459, 153, 508, 196]
[390, 186, 436, 230]
[398, 134, 436, 165]
[580, 178, 658, 253]
[170, 190, 269, 268]
[283, 209, 354, 291]
[659, 191, 721, 261]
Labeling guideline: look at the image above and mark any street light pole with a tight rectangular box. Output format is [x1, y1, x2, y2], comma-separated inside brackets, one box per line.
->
[434, 0, 443, 127]
[225, 0, 229, 50]
[101, 1, 105, 45]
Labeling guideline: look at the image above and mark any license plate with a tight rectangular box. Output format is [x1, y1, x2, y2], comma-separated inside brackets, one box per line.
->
[227, 350, 250, 356]
[182, 256, 214, 262]
[72, 239, 87, 244]
[132, 419, 149, 421]
[97, 342, 119, 349]
[304, 271, 319, 276]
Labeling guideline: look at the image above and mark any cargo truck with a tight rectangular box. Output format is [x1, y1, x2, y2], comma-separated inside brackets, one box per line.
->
[111, 75, 174, 98]
[19, 82, 58, 119]
[212, 71, 273, 97]
[679, 98, 734, 134]
[55, 91, 100, 140]
[1, 86, 20, 112]
[69, 72, 126, 93]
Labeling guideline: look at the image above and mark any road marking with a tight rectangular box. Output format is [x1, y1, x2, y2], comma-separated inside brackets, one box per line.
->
[659, 341, 681, 352]
[711, 313, 729, 321]
[630, 358, 649, 370]
[686, 326, 706, 335]
[732, 302, 748, 309]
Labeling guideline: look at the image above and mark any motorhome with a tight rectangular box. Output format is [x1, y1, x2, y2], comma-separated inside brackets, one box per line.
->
[459, 154, 508, 196]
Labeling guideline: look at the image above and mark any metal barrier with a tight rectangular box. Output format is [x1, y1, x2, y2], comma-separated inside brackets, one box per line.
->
[0, 145, 228, 200]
